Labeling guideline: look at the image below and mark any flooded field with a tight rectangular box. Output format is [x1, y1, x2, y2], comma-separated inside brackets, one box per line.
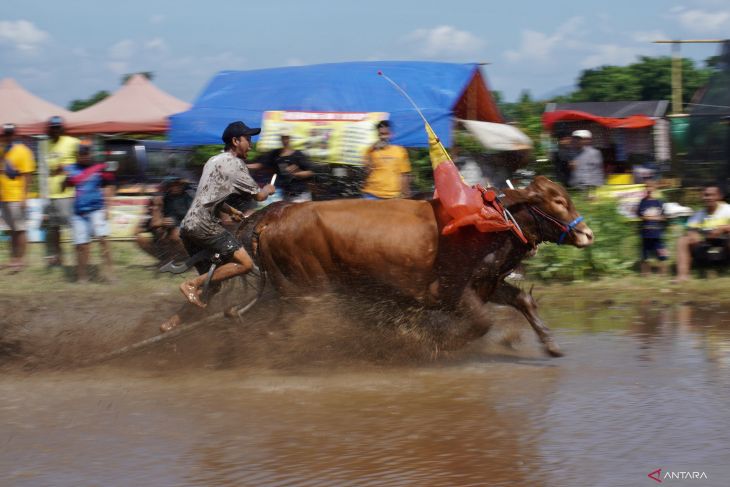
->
[1, 298, 729, 486]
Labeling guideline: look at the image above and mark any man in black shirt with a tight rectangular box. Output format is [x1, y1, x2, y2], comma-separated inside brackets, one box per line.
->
[136, 174, 193, 262]
[250, 133, 314, 202]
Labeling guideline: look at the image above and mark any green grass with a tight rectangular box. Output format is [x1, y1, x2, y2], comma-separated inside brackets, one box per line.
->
[1, 241, 181, 296]
[3, 239, 730, 306]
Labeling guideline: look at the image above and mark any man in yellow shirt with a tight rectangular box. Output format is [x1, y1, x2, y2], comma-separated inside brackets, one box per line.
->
[362, 120, 411, 199]
[1, 123, 36, 271]
[44, 116, 79, 267]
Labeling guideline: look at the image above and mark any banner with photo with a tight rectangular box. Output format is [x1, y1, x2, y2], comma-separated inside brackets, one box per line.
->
[257, 111, 389, 166]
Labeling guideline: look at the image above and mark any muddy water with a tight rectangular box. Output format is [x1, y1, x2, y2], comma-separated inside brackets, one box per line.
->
[1, 304, 730, 487]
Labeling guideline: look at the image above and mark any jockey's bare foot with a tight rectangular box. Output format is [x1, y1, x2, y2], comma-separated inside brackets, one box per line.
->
[160, 314, 182, 333]
[180, 281, 207, 308]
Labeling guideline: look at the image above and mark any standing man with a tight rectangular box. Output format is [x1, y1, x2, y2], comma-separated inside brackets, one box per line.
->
[0, 123, 36, 272]
[362, 120, 411, 199]
[44, 116, 80, 267]
[250, 133, 314, 202]
[64, 144, 115, 282]
[553, 132, 576, 187]
[569, 129, 604, 192]
[160, 121, 275, 332]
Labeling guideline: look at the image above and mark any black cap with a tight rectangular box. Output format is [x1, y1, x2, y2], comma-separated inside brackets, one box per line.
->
[48, 115, 64, 128]
[221, 121, 260, 145]
[2, 123, 15, 136]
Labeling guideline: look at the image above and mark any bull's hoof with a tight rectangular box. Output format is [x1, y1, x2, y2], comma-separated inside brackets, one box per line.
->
[544, 340, 564, 357]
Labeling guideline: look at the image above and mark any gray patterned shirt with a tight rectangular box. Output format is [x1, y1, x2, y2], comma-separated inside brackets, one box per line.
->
[570, 146, 604, 188]
[181, 152, 259, 239]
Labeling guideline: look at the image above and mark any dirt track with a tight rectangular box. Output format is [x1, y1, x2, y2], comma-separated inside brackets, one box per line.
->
[1, 278, 532, 374]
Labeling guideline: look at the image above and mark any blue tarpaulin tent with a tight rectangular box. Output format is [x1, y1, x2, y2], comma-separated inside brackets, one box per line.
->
[169, 61, 502, 148]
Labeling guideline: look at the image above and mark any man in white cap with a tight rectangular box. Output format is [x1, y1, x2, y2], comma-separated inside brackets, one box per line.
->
[569, 129, 604, 190]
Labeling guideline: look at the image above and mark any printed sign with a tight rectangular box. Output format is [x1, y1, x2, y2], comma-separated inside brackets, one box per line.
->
[257, 111, 388, 166]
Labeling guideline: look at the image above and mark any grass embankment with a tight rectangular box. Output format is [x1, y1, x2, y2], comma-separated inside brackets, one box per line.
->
[3, 242, 730, 308]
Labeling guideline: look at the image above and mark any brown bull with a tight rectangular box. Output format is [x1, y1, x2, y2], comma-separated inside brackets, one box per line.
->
[243, 176, 593, 357]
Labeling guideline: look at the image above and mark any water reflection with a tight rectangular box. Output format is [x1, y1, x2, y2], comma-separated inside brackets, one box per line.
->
[1, 304, 729, 486]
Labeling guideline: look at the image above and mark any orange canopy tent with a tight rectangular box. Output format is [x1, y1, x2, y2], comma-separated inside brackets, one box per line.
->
[0, 78, 71, 135]
[61, 74, 190, 134]
[542, 109, 655, 130]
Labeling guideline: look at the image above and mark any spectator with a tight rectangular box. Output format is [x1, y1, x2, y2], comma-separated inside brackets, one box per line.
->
[452, 145, 484, 187]
[136, 174, 192, 262]
[44, 116, 80, 267]
[569, 130, 604, 192]
[64, 144, 115, 282]
[675, 184, 730, 282]
[553, 133, 576, 187]
[249, 133, 314, 202]
[362, 120, 411, 199]
[0, 123, 36, 272]
[636, 180, 667, 276]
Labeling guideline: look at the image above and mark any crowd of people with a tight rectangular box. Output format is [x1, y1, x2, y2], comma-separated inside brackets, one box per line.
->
[2, 115, 730, 289]
[1, 117, 116, 281]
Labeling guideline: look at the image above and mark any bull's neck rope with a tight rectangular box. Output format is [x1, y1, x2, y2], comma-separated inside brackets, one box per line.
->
[525, 205, 585, 246]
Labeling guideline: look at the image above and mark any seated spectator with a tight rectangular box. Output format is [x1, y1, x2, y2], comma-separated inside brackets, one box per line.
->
[249, 133, 314, 202]
[637, 180, 667, 276]
[136, 173, 192, 263]
[675, 184, 730, 282]
[64, 144, 115, 282]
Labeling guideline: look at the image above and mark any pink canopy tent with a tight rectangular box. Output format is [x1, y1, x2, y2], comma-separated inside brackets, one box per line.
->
[62, 74, 190, 134]
[0, 78, 71, 135]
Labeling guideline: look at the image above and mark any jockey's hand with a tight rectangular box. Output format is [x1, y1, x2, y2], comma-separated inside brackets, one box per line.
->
[263, 184, 275, 196]
[229, 208, 245, 222]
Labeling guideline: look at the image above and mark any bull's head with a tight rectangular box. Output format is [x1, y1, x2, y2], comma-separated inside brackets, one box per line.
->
[508, 176, 594, 248]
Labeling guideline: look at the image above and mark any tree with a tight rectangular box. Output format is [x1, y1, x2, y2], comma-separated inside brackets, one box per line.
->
[67, 90, 110, 112]
[571, 65, 641, 102]
[570, 56, 713, 103]
[121, 71, 154, 84]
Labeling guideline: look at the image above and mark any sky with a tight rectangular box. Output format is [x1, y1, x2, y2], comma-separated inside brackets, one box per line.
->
[1, 0, 728, 109]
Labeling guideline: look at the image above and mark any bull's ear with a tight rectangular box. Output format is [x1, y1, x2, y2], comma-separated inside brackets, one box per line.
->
[526, 176, 552, 203]
[525, 187, 542, 204]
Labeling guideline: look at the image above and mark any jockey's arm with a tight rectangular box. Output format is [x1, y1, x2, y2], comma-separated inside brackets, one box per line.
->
[254, 184, 276, 202]
[220, 203, 246, 222]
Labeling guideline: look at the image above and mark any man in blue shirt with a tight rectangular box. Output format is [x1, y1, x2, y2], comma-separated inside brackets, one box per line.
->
[64, 144, 115, 282]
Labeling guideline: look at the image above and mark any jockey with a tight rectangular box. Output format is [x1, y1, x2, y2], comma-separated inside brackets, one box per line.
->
[161, 121, 274, 331]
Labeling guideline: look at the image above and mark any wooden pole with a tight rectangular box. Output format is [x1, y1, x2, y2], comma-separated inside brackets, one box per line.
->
[653, 39, 726, 115]
[671, 42, 682, 115]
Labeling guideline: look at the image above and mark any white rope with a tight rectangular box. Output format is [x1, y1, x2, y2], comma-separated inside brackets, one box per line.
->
[378, 71, 430, 125]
